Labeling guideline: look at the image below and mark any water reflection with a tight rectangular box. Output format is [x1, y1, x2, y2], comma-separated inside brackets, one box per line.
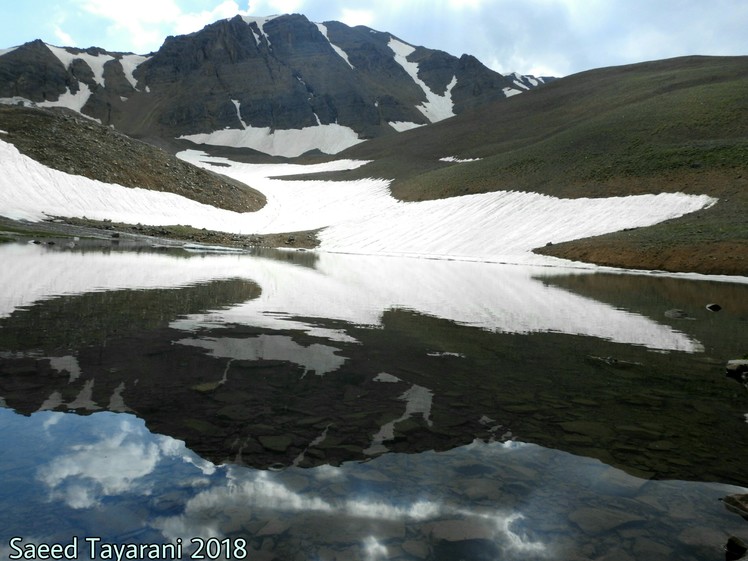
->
[0, 408, 746, 561]
[171, 251, 705, 352]
[177, 335, 347, 378]
[0, 242, 704, 352]
[1, 242, 748, 484]
[2, 241, 748, 559]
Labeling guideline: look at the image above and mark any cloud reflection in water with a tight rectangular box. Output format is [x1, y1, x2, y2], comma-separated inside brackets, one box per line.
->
[3, 409, 746, 559]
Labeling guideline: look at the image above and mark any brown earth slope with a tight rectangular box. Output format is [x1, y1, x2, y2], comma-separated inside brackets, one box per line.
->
[0, 105, 265, 213]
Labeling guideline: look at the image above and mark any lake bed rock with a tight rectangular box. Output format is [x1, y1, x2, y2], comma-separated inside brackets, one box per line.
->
[568, 507, 646, 534]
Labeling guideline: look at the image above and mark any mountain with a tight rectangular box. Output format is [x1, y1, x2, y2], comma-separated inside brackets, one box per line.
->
[0, 14, 550, 157]
[325, 55, 748, 274]
[1, 16, 745, 275]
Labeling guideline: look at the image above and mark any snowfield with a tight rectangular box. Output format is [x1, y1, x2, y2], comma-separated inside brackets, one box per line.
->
[179, 121, 366, 158]
[0, 138, 718, 267]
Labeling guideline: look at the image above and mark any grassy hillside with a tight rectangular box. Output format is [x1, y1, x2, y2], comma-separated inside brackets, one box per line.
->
[330, 55, 748, 275]
[0, 105, 266, 213]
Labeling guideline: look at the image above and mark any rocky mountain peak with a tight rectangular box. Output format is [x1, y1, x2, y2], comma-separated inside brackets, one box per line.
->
[0, 13, 552, 157]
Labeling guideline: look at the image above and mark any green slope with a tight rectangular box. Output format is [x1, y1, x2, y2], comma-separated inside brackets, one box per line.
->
[333, 55, 748, 275]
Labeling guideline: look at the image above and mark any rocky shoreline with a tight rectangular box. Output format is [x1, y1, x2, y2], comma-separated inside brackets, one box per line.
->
[0, 215, 320, 251]
[535, 235, 748, 277]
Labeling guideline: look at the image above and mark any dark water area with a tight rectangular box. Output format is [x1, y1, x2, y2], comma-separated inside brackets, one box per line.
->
[1, 242, 747, 560]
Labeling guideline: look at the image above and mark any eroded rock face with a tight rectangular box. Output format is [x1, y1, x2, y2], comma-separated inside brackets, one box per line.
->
[0, 40, 71, 102]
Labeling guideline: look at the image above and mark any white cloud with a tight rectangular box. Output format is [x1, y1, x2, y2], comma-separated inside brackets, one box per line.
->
[173, 1, 252, 35]
[339, 8, 375, 27]
[54, 26, 75, 46]
[268, 0, 305, 13]
[21, 0, 748, 77]
[73, 0, 252, 52]
[448, 0, 486, 9]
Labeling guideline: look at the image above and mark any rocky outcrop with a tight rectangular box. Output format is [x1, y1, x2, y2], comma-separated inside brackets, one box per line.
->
[0, 39, 71, 102]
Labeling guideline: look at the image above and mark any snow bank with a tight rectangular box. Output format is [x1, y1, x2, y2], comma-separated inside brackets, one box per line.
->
[318, 189, 716, 263]
[440, 156, 482, 163]
[38, 86, 95, 115]
[118, 54, 150, 91]
[46, 44, 113, 87]
[240, 15, 278, 47]
[0, 140, 717, 267]
[179, 121, 365, 157]
[315, 23, 355, 69]
[389, 121, 425, 132]
[388, 37, 456, 123]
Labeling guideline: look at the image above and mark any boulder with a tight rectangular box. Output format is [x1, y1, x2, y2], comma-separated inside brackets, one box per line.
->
[722, 493, 748, 520]
[726, 360, 748, 386]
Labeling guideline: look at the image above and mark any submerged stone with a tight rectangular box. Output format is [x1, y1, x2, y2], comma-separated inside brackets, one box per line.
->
[722, 494, 748, 519]
[569, 507, 645, 535]
[560, 420, 615, 440]
[726, 536, 748, 561]
[665, 309, 693, 319]
[259, 434, 293, 453]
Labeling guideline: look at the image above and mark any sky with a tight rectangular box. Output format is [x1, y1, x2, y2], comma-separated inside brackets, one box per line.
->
[1, 0, 747, 77]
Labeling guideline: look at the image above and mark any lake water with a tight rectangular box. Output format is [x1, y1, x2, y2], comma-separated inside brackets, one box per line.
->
[1, 241, 747, 560]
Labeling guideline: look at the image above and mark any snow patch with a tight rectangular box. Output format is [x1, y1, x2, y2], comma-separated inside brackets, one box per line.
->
[241, 15, 278, 47]
[315, 23, 355, 69]
[440, 156, 482, 163]
[388, 37, 456, 123]
[38, 86, 95, 116]
[374, 372, 402, 383]
[46, 44, 113, 87]
[317, 189, 716, 263]
[179, 122, 365, 158]
[389, 121, 425, 132]
[503, 87, 523, 98]
[0, 46, 18, 57]
[118, 53, 150, 91]
[230, 99, 248, 129]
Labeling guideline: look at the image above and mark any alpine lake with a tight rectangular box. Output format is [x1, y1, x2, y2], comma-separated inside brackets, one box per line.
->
[1, 239, 747, 561]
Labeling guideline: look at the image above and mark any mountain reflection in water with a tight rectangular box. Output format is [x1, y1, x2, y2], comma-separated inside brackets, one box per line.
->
[1, 243, 748, 559]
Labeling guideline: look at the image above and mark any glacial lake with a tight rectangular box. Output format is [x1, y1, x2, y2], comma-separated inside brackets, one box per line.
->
[1, 241, 747, 560]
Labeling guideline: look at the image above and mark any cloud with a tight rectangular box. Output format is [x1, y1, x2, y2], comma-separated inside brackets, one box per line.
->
[28, 0, 748, 74]
[53, 26, 76, 47]
[172, 1, 253, 35]
[447, 0, 486, 9]
[268, 0, 305, 13]
[73, 0, 252, 52]
[339, 8, 375, 26]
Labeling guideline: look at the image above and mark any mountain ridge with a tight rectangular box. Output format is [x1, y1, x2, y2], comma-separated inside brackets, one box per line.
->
[0, 13, 550, 157]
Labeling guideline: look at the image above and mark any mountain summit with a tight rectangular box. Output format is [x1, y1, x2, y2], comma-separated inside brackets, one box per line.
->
[0, 13, 549, 157]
